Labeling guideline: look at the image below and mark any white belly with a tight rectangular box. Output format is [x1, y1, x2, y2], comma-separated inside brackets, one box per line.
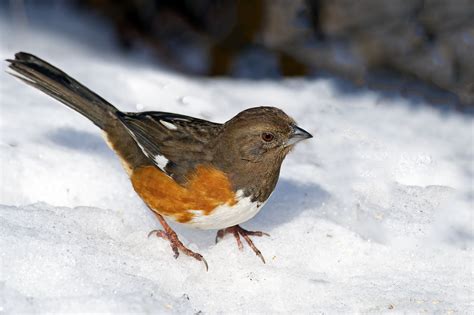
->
[184, 192, 266, 230]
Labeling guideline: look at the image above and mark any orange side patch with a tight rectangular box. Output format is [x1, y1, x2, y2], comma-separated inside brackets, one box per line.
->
[131, 165, 237, 223]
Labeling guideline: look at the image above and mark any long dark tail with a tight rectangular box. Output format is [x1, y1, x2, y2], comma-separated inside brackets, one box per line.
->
[6, 52, 118, 130]
[6, 52, 150, 170]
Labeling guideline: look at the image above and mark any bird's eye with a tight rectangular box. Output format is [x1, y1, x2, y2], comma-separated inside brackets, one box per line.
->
[261, 132, 275, 142]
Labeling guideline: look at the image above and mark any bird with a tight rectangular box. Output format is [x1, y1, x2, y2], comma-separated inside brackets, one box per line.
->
[6, 52, 313, 270]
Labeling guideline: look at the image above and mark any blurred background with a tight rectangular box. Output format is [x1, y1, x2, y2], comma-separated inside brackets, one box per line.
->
[2, 0, 474, 109]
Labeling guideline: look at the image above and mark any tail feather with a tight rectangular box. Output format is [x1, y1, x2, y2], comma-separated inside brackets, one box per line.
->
[6, 52, 151, 170]
[6, 52, 118, 129]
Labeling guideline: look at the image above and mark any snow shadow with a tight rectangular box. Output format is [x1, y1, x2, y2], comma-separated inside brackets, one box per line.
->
[327, 72, 471, 114]
[46, 127, 113, 158]
[250, 179, 330, 230]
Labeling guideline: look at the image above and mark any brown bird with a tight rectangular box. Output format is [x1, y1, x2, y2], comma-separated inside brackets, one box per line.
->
[6, 52, 312, 270]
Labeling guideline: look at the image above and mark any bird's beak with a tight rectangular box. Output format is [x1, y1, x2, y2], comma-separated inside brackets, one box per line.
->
[287, 125, 313, 146]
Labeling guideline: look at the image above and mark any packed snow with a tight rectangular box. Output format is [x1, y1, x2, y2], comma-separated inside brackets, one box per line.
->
[0, 6, 473, 314]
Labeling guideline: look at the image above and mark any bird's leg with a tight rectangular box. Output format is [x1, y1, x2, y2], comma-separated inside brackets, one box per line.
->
[215, 225, 270, 263]
[148, 213, 208, 271]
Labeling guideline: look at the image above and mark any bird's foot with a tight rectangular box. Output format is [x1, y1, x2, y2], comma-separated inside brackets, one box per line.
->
[215, 225, 270, 263]
[149, 215, 208, 271]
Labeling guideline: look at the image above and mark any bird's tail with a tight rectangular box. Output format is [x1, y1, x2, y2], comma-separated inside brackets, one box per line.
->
[6, 52, 118, 130]
[6, 52, 150, 170]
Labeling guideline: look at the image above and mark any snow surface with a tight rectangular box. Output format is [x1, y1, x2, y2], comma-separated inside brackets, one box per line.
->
[1, 6, 473, 314]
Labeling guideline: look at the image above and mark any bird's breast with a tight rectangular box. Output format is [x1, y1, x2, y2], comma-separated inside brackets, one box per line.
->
[131, 165, 265, 229]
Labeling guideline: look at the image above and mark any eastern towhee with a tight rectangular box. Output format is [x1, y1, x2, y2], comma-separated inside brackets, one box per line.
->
[7, 52, 312, 270]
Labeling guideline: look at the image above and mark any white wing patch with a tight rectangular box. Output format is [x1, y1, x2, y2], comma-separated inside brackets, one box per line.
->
[153, 154, 169, 170]
[182, 190, 266, 230]
[160, 120, 178, 130]
[120, 122, 170, 173]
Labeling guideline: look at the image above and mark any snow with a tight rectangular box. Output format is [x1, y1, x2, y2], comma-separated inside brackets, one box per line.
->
[1, 5, 473, 314]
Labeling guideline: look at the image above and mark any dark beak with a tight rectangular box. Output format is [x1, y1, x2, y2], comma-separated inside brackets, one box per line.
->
[287, 125, 313, 146]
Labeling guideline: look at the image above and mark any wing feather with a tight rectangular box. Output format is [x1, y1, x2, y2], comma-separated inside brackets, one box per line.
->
[117, 111, 222, 183]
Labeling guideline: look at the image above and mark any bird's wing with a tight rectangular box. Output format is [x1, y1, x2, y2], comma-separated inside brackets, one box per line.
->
[117, 111, 222, 182]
